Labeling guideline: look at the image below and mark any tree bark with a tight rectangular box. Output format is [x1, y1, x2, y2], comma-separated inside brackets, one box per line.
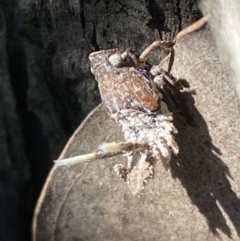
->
[0, 0, 201, 240]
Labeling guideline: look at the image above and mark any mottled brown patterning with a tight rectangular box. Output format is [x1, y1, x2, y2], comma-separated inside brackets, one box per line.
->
[89, 49, 161, 114]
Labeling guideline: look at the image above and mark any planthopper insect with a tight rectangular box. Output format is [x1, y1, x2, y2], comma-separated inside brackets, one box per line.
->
[54, 17, 207, 195]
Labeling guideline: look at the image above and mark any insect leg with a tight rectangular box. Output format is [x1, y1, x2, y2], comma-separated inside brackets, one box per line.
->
[176, 16, 208, 40]
[54, 142, 147, 166]
[138, 40, 175, 63]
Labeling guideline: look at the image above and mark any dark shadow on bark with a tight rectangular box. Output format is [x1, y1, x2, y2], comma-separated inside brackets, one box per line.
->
[146, 0, 169, 38]
[170, 91, 240, 238]
[5, 1, 52, 240]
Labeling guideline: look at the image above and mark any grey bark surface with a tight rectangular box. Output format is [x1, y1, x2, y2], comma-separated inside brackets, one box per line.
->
[0, 0, 201, 240]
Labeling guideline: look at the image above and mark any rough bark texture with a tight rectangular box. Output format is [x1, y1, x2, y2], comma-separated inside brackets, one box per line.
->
[0, 0, 201, 240]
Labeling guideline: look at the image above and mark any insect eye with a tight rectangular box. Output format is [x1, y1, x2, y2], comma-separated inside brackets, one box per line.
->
[108, 53, 122, 67]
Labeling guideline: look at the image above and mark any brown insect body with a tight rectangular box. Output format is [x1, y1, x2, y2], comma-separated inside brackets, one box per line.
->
[89, 48, 179, 194]
[89, 49, 161, 115]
